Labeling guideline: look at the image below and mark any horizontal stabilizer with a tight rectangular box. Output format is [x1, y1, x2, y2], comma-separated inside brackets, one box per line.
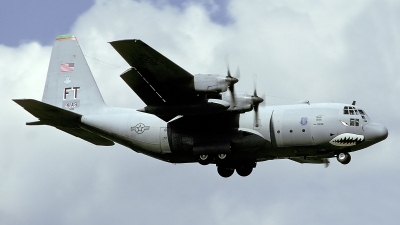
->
[13, 99, 81, 127]
[13, 99, 114, 146]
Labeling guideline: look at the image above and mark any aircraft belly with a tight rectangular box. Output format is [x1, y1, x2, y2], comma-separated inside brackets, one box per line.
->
[81, 112, 168, 154]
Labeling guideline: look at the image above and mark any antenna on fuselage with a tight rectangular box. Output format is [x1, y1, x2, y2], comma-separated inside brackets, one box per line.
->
[352, 101, 356, 106]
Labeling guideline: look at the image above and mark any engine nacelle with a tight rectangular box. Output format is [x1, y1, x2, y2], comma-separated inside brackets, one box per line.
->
[194, 74, 234, 93]
[221, 92, 254, 113]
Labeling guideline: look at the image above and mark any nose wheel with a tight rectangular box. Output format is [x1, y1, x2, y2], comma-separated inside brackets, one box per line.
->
[337, 152, 351, 164]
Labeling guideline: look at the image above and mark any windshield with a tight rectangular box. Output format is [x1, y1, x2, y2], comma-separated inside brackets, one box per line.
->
[343, 106, 369, 122]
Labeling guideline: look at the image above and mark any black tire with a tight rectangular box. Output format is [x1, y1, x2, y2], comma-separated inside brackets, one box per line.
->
[217, 166, 235, 178]
[337, 152, 351, 164]
[236, 166, 253, 177]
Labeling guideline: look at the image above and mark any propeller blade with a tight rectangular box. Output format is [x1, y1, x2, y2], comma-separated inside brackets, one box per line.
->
[254, 104, 259, 127]
[252, 74, 264, 105]
[234, 66, 241, 80]
[260, 93, 266, 106]
[225, 60, 239, 107]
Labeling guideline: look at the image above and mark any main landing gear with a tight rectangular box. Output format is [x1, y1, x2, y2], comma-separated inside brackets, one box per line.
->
[198, 154, 255, 178]
[217, 166, 235, 178]
[198, 154, 228, 165]
[336, 152, 351, 164]
[217, 164, 254, 178]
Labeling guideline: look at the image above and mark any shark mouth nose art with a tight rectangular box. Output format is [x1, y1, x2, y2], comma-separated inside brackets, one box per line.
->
[329, 133, 365, 147]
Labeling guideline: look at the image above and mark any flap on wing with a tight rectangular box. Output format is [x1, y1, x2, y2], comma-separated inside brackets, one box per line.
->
[120, 68, 165, 106]
[110, 39, 193, 83]
[111, 40, 198, 104]
[57, 127, 114, 146]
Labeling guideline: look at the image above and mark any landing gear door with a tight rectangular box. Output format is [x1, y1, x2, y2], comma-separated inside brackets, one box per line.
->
[160, 127, 171, 154]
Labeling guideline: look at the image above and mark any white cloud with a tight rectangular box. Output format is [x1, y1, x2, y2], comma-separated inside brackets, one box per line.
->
[1, 0, 400, 224]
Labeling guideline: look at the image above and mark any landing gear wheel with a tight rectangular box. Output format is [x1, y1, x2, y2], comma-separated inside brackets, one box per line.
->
[337, 152, 351, 164]
[217, 166, 235, 178]
[236, 166, 253, 177]
[218, 153, 227, 160]
[198, 154, 212, 165]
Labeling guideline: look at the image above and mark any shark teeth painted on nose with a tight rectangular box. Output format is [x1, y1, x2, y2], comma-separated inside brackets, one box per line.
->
[329, 133, 365, 147]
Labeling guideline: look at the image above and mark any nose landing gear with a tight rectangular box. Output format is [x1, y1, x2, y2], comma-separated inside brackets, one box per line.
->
[337, 152, 351, 164]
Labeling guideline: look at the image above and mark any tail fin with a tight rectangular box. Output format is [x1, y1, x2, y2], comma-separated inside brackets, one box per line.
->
[42, 34, 106, 114]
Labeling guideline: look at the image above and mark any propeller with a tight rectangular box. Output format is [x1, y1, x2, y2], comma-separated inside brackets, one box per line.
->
[225, 62, 240, 106]
[252, 77, 264, 127]
[226, 67, 239, 92]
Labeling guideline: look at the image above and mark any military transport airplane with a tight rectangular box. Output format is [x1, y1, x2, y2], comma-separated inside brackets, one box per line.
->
[13, 34, 388, 178]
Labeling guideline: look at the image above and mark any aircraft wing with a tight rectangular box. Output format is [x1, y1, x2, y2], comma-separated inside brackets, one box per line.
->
[110, 39, 198, 106]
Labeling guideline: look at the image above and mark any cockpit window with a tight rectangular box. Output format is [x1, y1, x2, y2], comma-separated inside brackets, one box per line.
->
[343, 107, 369, 123]
[358, 109, 368, 122]
[344, 106, 360, 115]
[344, 106, 349, 114]
[352, 107, 359, 115]
[350, 118, 360, 126]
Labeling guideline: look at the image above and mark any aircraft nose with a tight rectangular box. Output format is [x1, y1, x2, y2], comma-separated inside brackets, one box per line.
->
[364, 122, 388, 143]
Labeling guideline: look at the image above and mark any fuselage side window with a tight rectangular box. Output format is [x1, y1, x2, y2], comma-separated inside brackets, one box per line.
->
[350, 118, 360, 126]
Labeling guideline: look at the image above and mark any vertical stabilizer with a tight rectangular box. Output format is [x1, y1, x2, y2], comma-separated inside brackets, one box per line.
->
[42, 34, 106, 114]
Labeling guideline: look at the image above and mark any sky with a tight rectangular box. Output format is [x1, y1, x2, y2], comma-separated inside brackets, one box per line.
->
[1, 0, 400, 224]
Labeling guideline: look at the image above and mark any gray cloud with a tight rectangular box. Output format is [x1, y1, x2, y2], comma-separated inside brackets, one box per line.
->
[1, 0, 399, 224]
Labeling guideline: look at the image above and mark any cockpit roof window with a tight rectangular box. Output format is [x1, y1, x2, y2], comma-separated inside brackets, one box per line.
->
[343, 107, 349, 114]
[344, 106, 360, 115]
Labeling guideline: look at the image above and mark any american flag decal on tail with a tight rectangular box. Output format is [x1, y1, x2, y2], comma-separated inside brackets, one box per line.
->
[60, 63, 75, 72]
